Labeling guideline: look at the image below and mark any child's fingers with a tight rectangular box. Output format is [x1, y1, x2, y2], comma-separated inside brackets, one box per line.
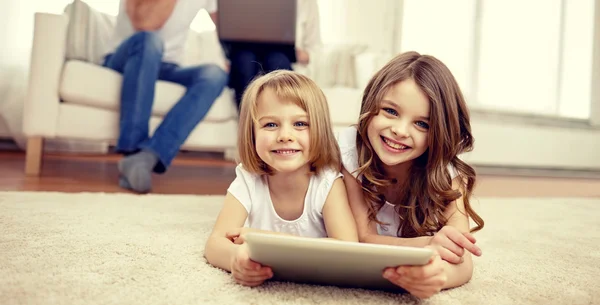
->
[431, 232, 464, 257]
[234, 276, 268, 287]
[235, 244, 264, 273]
[406, 286, 441, 299]
[240, 263, 272, 277]
[236, 252, 271, 275]
[446, 229, 481, 256]
[233, 236, 245, 245]
[443, 239, 465, 258]
[436, 246, 463, 264]
[396, 273, 447, 288]
[425, 239, 463, 264]
[463, 232, 477, 244]
[383, 269, 442, 298]
[391, 277, 436, 297]
[236, 280, 263, 287]
[243, 271, 273, 281]
[383, 268, 409, 290]
[238, 256, 262, 271]
[226, 229, 241, 241]
[438, 234, 465, 256]
[233, 268, 272, 282]
[232, 262, 272, 282]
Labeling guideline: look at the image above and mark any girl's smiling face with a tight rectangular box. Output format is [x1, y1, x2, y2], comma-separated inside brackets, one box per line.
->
[254, 88, 311, 175]
[367, 78, 430, 174]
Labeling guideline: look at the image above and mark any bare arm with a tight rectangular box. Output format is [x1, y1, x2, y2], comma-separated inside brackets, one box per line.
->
[346, 168, 478, 288]
[203, 192, 248, 272]
[322, 178, 359, 242]
[440, 177, 477, 289]
[343, 168, 431, 247]
[126, 0, 176, 31]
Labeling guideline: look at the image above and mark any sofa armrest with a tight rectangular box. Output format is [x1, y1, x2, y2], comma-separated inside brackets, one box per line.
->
[22, 13, 69, 138]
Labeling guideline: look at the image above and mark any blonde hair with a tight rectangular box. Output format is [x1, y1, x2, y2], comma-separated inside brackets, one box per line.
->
[237, 70, 341, 175]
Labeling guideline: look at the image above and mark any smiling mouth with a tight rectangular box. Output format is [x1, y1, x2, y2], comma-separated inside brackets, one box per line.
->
[381, 136, 411, 150]
[271, 149, 300, 155]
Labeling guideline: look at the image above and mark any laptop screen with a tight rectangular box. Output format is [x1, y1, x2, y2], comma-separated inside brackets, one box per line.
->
[217, 0, 297, 44]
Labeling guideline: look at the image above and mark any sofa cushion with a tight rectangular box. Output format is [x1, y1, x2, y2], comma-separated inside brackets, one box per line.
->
[59, 60, 237, 123]
[63, 0, 116, 65]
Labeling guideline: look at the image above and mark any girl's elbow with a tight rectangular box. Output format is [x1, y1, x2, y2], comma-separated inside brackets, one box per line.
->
[463, 259, 474, 282]
[203, 236, 217, 263]
[454, 258, 475, 287]
[203, 244, 212, 262]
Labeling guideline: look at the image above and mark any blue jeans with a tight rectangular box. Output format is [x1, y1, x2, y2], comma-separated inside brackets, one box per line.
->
[102, 31, 228, 173]
[228, 45, 292, 109]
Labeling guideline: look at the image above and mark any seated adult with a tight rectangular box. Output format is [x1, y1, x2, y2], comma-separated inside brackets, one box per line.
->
[101, 0, 228, 193]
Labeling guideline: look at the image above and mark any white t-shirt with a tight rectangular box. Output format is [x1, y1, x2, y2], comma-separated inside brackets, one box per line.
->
[105, 0, 217, 65]
[335, 126, 459, 237]
[227, 164, 342, 238]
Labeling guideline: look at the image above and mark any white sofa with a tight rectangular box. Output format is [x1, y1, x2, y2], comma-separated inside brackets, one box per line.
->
[22, 9, 391, 176]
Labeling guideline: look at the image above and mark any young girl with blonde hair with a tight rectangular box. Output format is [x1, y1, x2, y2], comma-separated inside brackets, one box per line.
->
[338, 51, 485, 298]
[205, 70, 358, 287]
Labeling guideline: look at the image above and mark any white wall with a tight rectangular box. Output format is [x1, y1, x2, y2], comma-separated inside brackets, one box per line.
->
[462, 118, 600, 170]
[318, 0, 398, 53]
[463, 0, 600, 170]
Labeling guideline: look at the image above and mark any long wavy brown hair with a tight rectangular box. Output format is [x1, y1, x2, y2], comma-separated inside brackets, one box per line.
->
[355, 51, 484, 237]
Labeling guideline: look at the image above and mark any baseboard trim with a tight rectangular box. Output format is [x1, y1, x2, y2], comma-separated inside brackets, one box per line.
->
[474, 164, 600, 179]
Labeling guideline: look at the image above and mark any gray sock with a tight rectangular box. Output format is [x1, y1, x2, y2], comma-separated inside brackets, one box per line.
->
[118, 150, 158, 193]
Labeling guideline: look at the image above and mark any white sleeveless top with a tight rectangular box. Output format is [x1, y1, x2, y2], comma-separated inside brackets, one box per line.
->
[335, 126, 458, 237]
[227, 164, 343, 238]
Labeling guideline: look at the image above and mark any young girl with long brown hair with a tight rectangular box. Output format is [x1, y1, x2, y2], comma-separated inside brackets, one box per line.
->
[338, 51, 485, 298]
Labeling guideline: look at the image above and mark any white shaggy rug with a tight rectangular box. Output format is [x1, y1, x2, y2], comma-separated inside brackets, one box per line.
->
[0, 191, 599, 305]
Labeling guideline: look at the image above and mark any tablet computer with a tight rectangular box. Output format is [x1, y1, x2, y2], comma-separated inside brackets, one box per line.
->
[245, 232, 433, 291]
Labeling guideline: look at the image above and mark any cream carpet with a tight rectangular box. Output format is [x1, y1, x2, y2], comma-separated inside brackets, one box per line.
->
[1, 191, 599, 305]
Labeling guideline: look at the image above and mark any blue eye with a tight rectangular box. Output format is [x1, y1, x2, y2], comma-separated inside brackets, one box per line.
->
[294, 121, 309, 127]
[382, 108, 398, 116]
[263, 122, 277, 128]
[415, 121, 429, 129]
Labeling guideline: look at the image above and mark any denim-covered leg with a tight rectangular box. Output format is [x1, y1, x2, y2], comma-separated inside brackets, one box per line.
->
[103, 31, 164, 154]
[141, 64, 228, 173]
[103, 31, 164, 193]
[263, 51, 292, 72]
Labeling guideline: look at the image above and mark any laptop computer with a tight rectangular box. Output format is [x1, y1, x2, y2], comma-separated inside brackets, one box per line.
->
[245, 232, 434, 291]
[217, 0, 297, 62]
